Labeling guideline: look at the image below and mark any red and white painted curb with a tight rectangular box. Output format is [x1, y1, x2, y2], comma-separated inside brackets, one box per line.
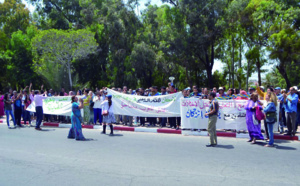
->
[41, 122, 300, 141]
[1, 119, 299, 141]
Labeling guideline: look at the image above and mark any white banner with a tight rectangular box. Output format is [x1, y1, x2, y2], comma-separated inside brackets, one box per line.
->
[27, 96, 74, 116]
[181, 98, 279, 131]
[107, 89, 182, 117]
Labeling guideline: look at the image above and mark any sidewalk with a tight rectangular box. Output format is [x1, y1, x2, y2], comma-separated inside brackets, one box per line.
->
[1, 118, 299, 141]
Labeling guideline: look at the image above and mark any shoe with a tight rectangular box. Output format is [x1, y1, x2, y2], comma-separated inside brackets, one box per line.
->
[35, 128, 42, 131]
[109, 133, 114, 136]
[17, 125, 24, 128]
[101, 131, 106, 134]
[176, 127, 179, 130]
[247, 139, 253, 142]
[206, 144, 216, 147]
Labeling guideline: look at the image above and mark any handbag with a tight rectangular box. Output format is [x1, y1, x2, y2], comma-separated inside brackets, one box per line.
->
[255, 106, 265, 121]
[265, 112, 277, 123]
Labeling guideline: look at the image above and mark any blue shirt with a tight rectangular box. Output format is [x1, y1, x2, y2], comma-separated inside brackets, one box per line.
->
[263, 102, 276, 113]
[277, 93, 283, 109]
[148, 92, 161, 96]
[190, 92, 201, 98]
[285, 93, 298, 113]
[209, 99, 219, 116]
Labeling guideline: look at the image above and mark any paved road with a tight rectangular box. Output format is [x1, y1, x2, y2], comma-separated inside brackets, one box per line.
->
[0, 125, 299, 186]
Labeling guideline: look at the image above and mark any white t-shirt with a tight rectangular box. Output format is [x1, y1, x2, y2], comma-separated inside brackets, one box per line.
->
[93, 96, 104, 109]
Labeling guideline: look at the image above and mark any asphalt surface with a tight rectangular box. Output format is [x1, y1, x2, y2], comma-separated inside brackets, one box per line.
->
[0, 125, 299, 186]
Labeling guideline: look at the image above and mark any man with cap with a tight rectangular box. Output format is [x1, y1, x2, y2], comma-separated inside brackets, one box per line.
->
[283, 87, 298, 136]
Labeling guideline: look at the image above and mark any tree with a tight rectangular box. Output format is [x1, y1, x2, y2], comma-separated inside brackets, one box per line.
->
[31, 29, 98, 90]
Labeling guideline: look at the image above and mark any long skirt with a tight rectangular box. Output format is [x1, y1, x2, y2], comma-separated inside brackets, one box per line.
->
[68, 114, 85, 140]
[246, 111, 264, 140]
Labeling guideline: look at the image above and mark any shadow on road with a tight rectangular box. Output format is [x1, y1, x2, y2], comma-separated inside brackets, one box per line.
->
[215, 145, 234, 149]
[109, 134, 124, 137]
[275, 145, 297, 150]
[40, 129, 56, 132]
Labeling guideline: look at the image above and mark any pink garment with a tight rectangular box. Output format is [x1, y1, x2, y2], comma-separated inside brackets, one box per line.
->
[64, 92, 68, 96]
[34, 94, 47, 107]
[0, 95, 4, 116]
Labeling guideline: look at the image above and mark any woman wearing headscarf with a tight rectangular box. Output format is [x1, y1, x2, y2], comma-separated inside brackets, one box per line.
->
[68, 96, 86, 140]
[244, 93, 264, 144]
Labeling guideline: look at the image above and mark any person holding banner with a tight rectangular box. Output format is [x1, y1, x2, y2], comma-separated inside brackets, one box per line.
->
[244, 93, 264, 144]
[101, 95, 115, 136]
[205, 92, 219, 147]
[68, 96, 86, 140]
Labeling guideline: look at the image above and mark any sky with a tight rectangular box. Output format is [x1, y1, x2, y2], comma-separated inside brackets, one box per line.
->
[1, 0, 269, 81]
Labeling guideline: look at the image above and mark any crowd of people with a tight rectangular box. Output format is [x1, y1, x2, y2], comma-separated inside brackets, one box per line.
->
[0, 82, 300, 146]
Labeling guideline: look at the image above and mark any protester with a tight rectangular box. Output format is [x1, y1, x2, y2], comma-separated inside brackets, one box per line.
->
[205, 92, 219, 147]
[24, 94, 32, 126]
[93, 91, 103, 125]
[34, 90, 47, 130]
[88, 91, 94, 124]
[139, 88, 147, 127]
[227, 88, 234, 99]
[4, 93, 16, 128]
[244, 93, 264, 144]
[148, 86, 160, 127]
[283, 87, 298, 136]
[101, 95, 115, 136]
[235, 90, 249, 100]
[14, 90, 23, 127]
[160, 86, 168, 127]
[190, 87, 201, 98]
[68, 96, 86, 140]
[82, 89, 91, 124]
[263, 92, 277, 147]
[0, 91, 4, 117]
[122, 86, 133, 126]
[217, 87, 227, 97]
[201, 88, 209, 99]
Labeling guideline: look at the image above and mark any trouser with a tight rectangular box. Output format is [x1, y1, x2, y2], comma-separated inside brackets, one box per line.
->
[169, 117, 176, 128]
[14, 109, 22, 126]
[267, 123, 274, 145]
[44, 114, 51, 122]
[208, 115, 217, 145]
[5, 110, 16, 126]
[115, 114, 120, 123]
[36, 106, 43, 129]
[282, 108, 287, 126]
[94, 108, 102, 124]
[148, 117, 156, 125]
[286, 112, 297, 135]
[264, 119, 269, 139]
[296, 110, 300, 131]
[176, 117, 181, 127]
[278, 109, 284, 132]
[24, 110, 31, 124]
[123, 115, 133, 125]
[161, 117, 167, 127]
[22, 105, 25, 121]
[140, 117, 145, 126]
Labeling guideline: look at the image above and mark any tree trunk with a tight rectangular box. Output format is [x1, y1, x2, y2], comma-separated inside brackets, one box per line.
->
[246, 59, 250, 92]
[67, 62, 73, 90]
[231, 35, 235, 88]
[277, 63, 291, 90]
[256, 58, 261, 86]
[239, 36, 242, 89]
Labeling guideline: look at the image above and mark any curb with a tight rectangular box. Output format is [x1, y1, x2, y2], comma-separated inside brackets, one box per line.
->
[1, 120, 299, 141]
